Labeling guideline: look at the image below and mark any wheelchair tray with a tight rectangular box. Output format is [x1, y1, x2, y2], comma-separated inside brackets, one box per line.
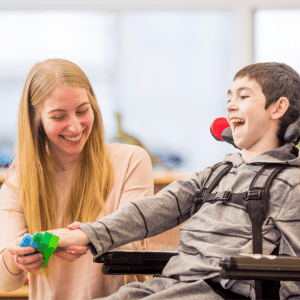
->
[219, 254, 300, 281]
[94, 250, 178, 275]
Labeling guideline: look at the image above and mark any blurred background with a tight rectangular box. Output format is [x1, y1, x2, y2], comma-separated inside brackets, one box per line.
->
[0, 0, 299, 174]
[1, 2, 300, 297]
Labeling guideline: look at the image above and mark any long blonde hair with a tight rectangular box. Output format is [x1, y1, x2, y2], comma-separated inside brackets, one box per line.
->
[8, 58, 114, 256]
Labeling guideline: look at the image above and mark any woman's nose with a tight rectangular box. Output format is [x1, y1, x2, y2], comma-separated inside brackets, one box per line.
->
[68, 116, 82, 133]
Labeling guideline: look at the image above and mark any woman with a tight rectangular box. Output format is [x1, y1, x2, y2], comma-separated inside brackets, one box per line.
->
[0, 59, 153, 299]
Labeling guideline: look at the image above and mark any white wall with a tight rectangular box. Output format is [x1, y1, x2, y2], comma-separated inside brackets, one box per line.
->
[2, 0, 299, 77]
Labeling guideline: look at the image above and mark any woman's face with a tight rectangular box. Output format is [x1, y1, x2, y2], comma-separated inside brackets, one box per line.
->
[40, 86, 94, 164]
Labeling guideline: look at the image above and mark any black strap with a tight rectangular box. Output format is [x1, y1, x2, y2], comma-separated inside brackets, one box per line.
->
[205, 279, 250, 299]
[246, 165, 286, 300]
[246, 191, 264, 299]
[261, 165, 286, 218]
[246, 165, 286, 254]
[190, 163, 233, 216]
[206, 163, 233, 194]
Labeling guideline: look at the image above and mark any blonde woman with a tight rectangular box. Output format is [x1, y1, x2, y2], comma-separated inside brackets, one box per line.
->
[0, 59, 153, 299]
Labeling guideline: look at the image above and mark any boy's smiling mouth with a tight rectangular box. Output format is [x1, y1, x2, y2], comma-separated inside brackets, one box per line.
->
[230, 118, 245, 131]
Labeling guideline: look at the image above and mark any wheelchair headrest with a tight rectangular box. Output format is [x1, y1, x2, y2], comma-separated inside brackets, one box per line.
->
[210, 115, 300, 148]
[284, 114, 300, 145]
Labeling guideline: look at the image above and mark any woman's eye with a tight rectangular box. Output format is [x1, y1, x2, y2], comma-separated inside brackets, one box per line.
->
[240, 95, 249, 100]
[77, 108, 89, 114]
[52, 115, 65, 120]
[227, 99, 231, 103]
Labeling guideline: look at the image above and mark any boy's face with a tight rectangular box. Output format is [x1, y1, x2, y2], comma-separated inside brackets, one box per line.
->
[226, 76, 278, 152]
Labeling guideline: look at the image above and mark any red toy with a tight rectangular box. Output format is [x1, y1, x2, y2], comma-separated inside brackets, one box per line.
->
[210, 117, 230, 141]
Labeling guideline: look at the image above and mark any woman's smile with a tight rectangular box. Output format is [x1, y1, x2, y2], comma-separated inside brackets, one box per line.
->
[60, 131, 83, 142]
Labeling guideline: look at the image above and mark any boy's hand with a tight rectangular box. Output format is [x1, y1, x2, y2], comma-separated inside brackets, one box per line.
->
[47, 228, 90, 248]
[53, 222, 89, 261]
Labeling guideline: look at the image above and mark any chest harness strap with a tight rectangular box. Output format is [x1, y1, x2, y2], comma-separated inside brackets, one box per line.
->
[191, 162, 286, 300]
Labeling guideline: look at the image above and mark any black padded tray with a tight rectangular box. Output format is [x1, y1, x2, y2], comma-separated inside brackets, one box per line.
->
[220, 254, 300, 281]
[94, 250, 178, 275]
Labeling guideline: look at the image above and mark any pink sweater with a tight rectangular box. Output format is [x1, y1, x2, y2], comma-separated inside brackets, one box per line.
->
[0, 143, 153, 299]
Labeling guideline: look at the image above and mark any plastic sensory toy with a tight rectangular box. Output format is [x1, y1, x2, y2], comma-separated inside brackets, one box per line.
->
[210, 117, 230, 141]
[19, 232, 59, 268]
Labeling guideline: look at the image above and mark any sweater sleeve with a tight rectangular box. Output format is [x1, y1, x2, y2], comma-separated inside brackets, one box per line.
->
[274, 183, 300, 300]
[0, 178, 27, 291]
[80, 169, 203, 259]
[115, 145, 154, 210]
[111, 145, 153, 253]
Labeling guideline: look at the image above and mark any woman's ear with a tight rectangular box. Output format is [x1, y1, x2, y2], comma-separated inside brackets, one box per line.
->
[271, 97, 289, 120]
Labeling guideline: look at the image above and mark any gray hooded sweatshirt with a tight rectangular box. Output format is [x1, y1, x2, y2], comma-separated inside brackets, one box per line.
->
[80, 143, 300, 299]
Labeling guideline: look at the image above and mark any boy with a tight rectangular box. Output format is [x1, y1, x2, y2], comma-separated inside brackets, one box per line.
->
[28, 63, 300, 299]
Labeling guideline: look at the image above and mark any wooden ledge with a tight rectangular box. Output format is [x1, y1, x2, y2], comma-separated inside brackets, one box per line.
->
[153, 170, 189, 184]
[0, 283, 29, 298]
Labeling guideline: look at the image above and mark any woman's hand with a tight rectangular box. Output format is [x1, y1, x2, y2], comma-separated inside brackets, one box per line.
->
[4, 236, 45, 274]
[52, 222, 90, 262]
[67, 221, 83, 231]
[54, 245, 89, 262]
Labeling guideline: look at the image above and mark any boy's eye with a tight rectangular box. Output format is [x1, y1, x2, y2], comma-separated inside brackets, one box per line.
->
[240, 95, 249, 100]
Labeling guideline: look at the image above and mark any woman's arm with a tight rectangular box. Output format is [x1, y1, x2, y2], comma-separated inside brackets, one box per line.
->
[0, 178, 43, 291]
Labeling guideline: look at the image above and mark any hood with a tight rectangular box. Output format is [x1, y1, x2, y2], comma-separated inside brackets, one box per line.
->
[223, 143, 300, 167]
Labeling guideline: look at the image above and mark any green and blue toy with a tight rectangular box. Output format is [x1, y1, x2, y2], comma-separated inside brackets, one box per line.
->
[19, 232, 59, 268]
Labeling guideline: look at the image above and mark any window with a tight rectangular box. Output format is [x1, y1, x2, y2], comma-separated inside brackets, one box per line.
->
[0, 11, 116, 167]
[255, 9, 300, 73]
[0, 10, 234, 172]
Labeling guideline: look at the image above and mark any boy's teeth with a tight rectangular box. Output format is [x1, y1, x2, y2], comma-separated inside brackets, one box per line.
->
[231, 119, 245, 131]
[231, 119, 245, 126]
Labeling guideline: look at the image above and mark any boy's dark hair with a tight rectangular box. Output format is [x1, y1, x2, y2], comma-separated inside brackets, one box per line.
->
[234, 62, 300, 146]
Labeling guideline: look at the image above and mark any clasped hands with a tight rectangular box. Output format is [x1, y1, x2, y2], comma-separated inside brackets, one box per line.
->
[47, 221, 91, 263]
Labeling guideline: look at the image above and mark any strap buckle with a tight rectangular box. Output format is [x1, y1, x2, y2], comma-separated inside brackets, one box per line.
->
[246, 191, 261, 200]
[193, 195, 204, 206]
[215, 191, 231, 202]
[190, 195, 204, 216]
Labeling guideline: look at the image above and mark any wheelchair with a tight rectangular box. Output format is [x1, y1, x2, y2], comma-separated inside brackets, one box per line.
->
[94, 249, 300, 300]
[94, 116, 300, 300]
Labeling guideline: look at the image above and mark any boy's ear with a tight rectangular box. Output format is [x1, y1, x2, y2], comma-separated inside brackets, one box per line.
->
[270, 97, 289, 120]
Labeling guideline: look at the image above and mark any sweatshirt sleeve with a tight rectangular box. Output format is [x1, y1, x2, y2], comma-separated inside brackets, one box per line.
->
[80, 170, 203, 258]
[274, 183, 300, 299]
[0, 178, 27, 291]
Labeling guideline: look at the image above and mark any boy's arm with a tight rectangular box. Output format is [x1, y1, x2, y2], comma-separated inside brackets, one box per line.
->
[80, 171, 203, 258]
